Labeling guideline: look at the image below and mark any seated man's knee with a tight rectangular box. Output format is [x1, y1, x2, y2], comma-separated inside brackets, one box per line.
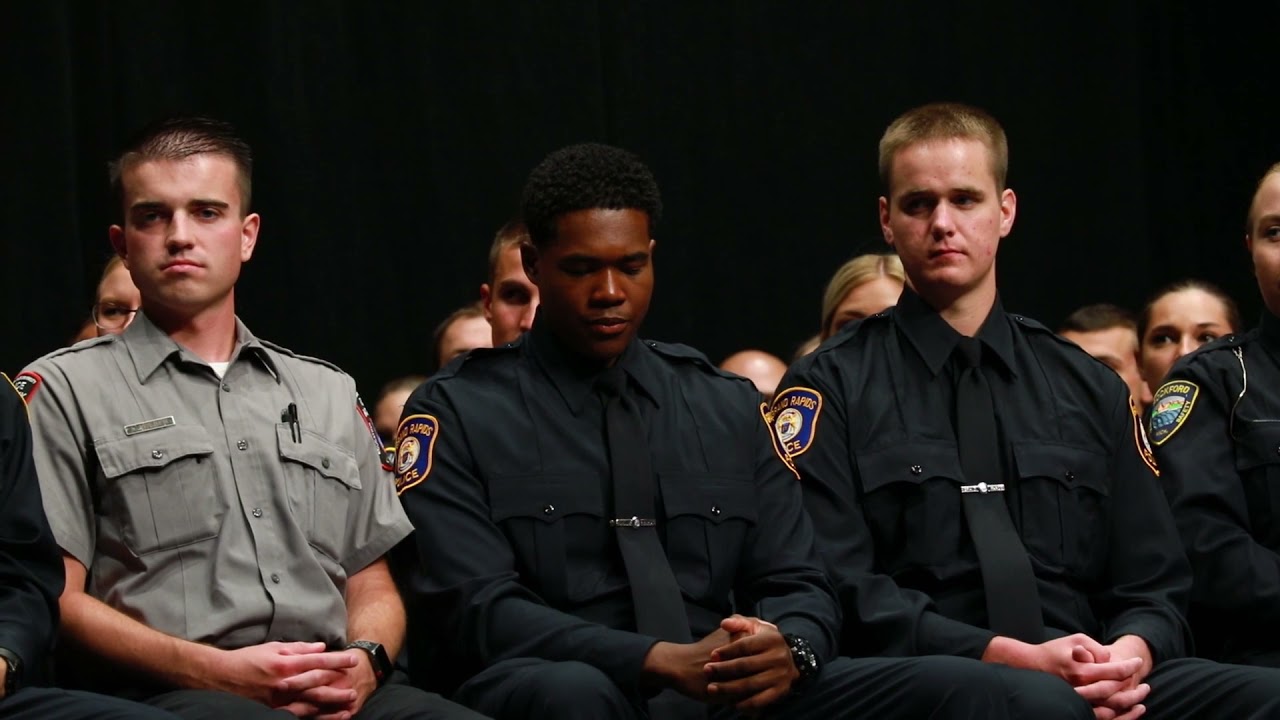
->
[521, 661, 633, 716]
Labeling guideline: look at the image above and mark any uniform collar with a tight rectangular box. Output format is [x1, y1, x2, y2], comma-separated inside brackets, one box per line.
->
[526, 314, 663, 416]
[123, 311, 280, 384]
[894, 286, 1018, 378]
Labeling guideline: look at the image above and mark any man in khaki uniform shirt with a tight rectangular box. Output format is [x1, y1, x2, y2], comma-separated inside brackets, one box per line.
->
[17, 117, 484, 720]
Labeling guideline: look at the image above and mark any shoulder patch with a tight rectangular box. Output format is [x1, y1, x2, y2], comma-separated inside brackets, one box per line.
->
[356, 395, 393, 471]
[770, 386, 823, 458]
[760, 402, 800, 480]
[1149, 381, 1199, 446]
[1130, 396, 1159, 475]
[394, 413, 439, 494]
[11, 371, 42, 402]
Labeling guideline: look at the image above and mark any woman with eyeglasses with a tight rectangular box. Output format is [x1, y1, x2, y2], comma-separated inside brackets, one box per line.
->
[90, 256, 141, 336]
[1150, 162, 1280, 668]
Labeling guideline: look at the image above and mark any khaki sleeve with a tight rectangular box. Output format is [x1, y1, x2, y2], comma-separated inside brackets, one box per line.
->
[335, 374, 413, 576]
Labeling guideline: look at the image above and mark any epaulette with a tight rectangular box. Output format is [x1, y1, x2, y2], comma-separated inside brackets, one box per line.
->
[444, 338, 522, 376]
[258, 339, 345, 374]
[816, 308, 893, 352]
[644, 340, 716, 369]
[38, 333, 116, 360]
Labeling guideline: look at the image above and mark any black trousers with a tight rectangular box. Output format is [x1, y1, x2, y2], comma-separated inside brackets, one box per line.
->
[0, 686, 180, 719]
[144, 682, 488, 720]
[454, 655, 1083, 720]
[1143, 658, 1280, 719]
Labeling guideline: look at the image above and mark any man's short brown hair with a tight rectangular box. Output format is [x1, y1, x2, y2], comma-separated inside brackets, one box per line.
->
[109, 116, 253, 219]
[1058, 303, 1138, 335]
[487, 220, 529, 285]
[878, 102, 1008, 193]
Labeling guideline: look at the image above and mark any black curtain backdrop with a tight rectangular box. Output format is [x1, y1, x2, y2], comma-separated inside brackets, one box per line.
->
[3, 2, 1277, 399]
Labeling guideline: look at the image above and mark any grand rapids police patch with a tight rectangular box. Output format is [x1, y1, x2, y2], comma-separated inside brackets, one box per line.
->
[770, 387, 823, 458]
[394, 414, 439, 494]
[1149, 381, 1199, 446]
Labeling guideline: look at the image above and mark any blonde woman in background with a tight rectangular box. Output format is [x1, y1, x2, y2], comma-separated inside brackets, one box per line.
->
[819, 253, 906, 341]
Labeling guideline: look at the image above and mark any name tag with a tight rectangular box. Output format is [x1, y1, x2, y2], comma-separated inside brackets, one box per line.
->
[123, 415, 176, 436]
[960, 482, 1005, 494]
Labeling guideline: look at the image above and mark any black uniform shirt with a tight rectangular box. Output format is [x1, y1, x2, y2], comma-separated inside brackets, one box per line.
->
[774, 288, 1190, 664]
[0, 374, 64, 685]
[395, 320, 839, 693]
[1151, 308, 1280, 664]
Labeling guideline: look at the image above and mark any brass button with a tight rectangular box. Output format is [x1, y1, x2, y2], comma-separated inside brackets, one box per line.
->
[237, 439, 248, 451]
[252, 508, 263, 518]
[543, 505, 555, 515]
[910, 465, 922, 476]
[151, 449, 165, 459]
[711, 505, 722, 516]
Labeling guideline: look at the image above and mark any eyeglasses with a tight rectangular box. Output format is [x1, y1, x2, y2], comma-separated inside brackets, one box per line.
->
[92, 302, 139, 332]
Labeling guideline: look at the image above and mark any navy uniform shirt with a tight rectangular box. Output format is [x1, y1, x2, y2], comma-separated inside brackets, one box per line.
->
[394, 320, 839, 694]
[774, 288, 1191, 664]
[1151, 309, 1280, 665]
[0, 374, 64, 687]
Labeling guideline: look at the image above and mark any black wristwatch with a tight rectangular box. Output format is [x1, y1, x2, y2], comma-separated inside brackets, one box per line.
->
[784, 634, 821, 688]
[346, 640, 392, 686]
[0, 647, 21, 697]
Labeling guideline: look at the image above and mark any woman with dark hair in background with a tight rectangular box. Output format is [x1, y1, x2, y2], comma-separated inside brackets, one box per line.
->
[1138, 279, 1241, 391]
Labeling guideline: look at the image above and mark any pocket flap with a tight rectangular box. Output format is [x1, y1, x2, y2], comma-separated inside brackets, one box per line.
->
[855, 441, 961, 493]
[95, 425, 214, 478]
[1012, 441, 1108, 494]
[1233, 423, 1280, 471]
[277, 425, 361, 489]
[658, 473, 757, 524]
[489, 474, 605, 523]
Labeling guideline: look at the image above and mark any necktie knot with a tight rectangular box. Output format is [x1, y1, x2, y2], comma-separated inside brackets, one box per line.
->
[595, 367, 627, 399]
[957, 337, 984, 369]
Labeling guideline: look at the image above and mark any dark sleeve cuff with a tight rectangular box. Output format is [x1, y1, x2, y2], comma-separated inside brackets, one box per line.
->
[777, 616, 836, 662]
[917, 612, 997, 659]
[581, 632, 661, 696]
[1105, 619, 1181, 666]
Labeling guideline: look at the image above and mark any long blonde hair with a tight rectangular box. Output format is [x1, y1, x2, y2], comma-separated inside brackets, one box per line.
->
[820, 253, 905, 339]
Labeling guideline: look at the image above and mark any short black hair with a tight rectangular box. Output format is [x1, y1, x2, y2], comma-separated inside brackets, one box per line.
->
[109, 116, 253, 219]
[520, 142, 662, 248]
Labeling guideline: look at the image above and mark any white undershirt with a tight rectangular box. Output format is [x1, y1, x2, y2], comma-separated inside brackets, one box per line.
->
[209, 361, 231, 378]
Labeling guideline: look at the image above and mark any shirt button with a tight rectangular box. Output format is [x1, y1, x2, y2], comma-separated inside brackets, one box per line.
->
[252, 508, 263, 518]
[270, 573, 280, 584]
[321, 457, 331, 469]
[710, 505, 722, 516]
[221, 383, 231, 392]
[237, 439, 248, 451]
[910, 464, 922, 476]
[151, 449, 165, 459]
[1065, 471, 1076, 482]
[1274, 445, 1280, 456]
[543, 504, 555, 515]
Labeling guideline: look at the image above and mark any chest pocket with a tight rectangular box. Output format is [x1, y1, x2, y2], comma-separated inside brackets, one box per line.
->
[489, 473, 608, 605]
[1012, 442, 1109, 576]
[278, 424, 361, 561]
[1232, 422, 1280, 544]
[95, 425, 222, 556]
[856, 442, 964, 572]
[658, 472, 757, 599]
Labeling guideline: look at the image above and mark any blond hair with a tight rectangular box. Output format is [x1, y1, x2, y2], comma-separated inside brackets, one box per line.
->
[878, 102, 1008, 192]
[820, 253, 905, 339]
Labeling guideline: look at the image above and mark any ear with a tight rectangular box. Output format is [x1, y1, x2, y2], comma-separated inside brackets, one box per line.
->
[479, 283, 493, 320]
[648, 238, 656, 258]
[1246, 232, 1255, 255]
[878, 197, 894, 247]
[240, 213, 261, 262]
[109, 225, 127, 262]
[520, 242, 540, 284]
[998, 188, 1018, 238]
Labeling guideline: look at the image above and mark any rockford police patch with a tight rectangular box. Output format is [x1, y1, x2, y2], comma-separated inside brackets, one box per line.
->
[1130, 396, 1159, 475]
[11, 372, 41, 402]
[394, 413, 438, 494]
[1149, 381, 1199, 446]
[770, 386, 823, 458]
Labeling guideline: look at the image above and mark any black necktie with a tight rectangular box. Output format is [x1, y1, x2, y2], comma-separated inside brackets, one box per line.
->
[597, 369, 703, 720]
[954, 337, 1045, 642]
